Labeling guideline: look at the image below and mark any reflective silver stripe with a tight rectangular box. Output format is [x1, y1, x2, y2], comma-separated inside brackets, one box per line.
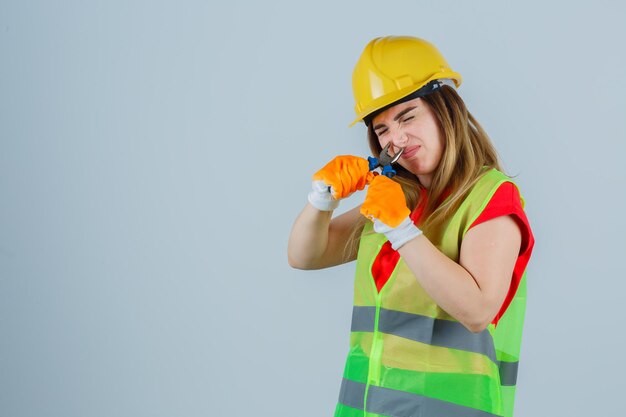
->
[338, 378, 502, 417]
[367, 384, 502, 417]
[337, 377, 365, 410]
[351, 306, 498, 364]
[350, 305, 376, 332]
[498, 360, 519, 386]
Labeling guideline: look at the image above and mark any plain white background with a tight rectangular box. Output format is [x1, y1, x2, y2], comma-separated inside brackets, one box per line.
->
[1, 1, 625, 416]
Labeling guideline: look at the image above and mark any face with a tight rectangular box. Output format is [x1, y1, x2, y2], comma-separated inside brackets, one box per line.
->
[371, 97, 445, 189]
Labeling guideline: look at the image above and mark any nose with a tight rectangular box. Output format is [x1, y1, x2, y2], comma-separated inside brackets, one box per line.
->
[390, 130, 408, 152]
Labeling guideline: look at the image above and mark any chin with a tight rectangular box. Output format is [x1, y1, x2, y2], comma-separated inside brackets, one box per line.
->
[402, 162, 424, 175]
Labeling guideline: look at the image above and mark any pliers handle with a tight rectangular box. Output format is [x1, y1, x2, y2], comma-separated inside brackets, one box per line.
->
[368, 143, 404, 178]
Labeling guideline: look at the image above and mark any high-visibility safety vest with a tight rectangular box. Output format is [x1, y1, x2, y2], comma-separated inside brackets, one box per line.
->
[334, 167, 528, 417]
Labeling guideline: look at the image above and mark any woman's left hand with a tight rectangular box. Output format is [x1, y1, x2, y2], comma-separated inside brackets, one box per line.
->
[360, 174, 410, 227]
[361, 175, 423, 250]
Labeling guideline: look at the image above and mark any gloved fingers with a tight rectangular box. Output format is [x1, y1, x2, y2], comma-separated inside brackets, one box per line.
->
[356, 170, 377, 191]
[312, 155, 373, 200]
[360, 175, 410, 228]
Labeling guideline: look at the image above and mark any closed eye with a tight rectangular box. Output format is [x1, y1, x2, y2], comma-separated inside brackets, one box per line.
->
[376, 116, 414, 136]
[378, 130, 388, 136]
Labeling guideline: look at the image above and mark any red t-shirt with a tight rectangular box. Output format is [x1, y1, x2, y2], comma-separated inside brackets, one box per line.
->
[370, 181, 535, 327]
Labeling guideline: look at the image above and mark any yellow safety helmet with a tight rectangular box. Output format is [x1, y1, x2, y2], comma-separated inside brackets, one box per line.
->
[350, 36, 462, 127]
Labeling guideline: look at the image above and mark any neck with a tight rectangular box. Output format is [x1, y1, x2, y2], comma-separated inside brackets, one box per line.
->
[418, 174, 431, 189]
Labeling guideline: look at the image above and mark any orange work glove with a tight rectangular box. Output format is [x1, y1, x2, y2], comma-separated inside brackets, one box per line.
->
[360, 175, 423, 250]
[308, 155, 375, 211]
[313, 155, 375, 199]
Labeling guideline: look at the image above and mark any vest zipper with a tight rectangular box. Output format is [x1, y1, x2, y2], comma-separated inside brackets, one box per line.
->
[363, 287, 384, 416]
[363, 237, 400, 416]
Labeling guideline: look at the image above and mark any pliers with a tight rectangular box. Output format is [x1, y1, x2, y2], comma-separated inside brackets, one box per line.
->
[368, 143, 405, 178]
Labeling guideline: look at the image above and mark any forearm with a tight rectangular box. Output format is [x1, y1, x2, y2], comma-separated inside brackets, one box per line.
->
[398, 235, 486, 332]
[287, 203, 333, 269]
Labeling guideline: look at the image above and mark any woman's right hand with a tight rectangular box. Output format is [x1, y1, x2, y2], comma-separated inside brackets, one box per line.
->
[291, 155, 370, 268]
[308, 155, 375, 211]
[313, 155, 375, 199]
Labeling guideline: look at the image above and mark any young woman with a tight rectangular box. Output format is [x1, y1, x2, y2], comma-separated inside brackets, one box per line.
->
[288, 36, 535, 417]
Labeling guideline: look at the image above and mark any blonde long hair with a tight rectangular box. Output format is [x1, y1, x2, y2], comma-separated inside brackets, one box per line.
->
[343, 85, 508, 259]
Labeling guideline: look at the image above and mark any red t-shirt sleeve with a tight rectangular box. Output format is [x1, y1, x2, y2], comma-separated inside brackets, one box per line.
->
[467, 181, 535, 326]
